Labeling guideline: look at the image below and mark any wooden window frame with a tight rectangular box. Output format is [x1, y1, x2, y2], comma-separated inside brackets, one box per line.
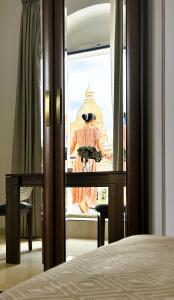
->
[126, 0, 148, 235]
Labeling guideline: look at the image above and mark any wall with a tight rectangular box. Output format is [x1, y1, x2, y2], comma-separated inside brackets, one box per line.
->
[149, 0, 174, 235]
[0, 0, 21, 227]
[164, 0, 174, 235]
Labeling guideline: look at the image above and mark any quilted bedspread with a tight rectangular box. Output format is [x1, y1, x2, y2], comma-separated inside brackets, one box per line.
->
[1, 235, 174, 299]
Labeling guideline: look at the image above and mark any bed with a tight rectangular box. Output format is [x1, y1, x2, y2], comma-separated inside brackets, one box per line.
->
[1, 235, 174, 299]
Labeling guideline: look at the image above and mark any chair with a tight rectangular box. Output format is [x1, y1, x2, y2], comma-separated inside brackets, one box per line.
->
[95, 204, 108, 247]
[95, 204, 127, 247]
[0, 187, 33, 251]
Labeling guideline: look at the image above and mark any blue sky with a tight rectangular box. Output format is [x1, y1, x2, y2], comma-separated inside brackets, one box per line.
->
[66, 49, 113, 139]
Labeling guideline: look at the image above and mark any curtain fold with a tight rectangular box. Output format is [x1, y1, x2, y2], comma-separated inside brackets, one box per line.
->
[111, 0, 123, 171]
[12, 0, 41, 237]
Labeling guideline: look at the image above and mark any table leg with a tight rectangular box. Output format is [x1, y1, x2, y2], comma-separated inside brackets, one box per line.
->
[108, 183, 124, 243]
[6, 176, 20, 264]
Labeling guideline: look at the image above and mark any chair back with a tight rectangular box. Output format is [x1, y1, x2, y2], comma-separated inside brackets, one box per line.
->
[20, 187, 33, 201]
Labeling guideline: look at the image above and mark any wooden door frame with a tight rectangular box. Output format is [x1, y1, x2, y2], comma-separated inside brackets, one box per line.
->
[53, 0, 65, 267]
[126, 0, 148, 235]
[43, 0, 149, 270]
[43, 0, 55, 271]
[43, 0, 65, 271]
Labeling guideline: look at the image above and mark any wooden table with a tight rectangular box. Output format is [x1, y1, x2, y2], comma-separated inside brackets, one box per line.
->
[6, 174, 43, 264]
[5, 172, 126, 264]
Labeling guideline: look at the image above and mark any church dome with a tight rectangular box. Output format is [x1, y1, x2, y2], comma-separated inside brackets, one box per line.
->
[70, 84, 110, 146]
[75, 84, 104, 127]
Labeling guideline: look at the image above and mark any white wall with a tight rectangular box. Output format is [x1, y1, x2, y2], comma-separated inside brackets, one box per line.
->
[164, 0, 174, 235]
[0, 0, 21, 227]
[148, 0, 163, 234]
[149, 0, 174, 235]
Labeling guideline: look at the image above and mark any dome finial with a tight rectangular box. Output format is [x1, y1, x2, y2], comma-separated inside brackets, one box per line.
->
[86, 81, 92, 93]
[85, 82, 94, 100]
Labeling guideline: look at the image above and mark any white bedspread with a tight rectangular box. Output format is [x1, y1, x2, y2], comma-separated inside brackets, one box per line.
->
[1, 235, 174, 299]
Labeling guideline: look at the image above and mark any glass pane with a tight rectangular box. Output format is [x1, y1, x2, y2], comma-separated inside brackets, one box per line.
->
[65, 0, 127, 174]
[65, 187, 109, 260]
[65, 49, 113, 172]
[65, 1, 114, 175]
[65, 0, 126, 259]
[66, 186, 109, 215]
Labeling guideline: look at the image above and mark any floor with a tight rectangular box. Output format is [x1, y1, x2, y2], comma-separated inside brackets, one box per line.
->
[0, 229, 97, 292]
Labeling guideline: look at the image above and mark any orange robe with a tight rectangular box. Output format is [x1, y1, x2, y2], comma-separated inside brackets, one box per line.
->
[72, 125, 102, 208]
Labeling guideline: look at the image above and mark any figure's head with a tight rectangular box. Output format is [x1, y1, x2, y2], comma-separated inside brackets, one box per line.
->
[82, 113, 96, 124]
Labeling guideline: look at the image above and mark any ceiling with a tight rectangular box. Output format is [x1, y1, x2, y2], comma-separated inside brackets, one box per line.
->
[65, 0, 110, 16]
[65, 0, 111, 52]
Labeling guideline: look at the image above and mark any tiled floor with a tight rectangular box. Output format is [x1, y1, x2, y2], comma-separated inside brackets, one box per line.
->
[0, 229, 43, 291]
[0, 229, 97, 291]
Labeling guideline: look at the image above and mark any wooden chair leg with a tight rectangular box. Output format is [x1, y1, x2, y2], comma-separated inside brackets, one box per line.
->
[41, 212, 44, 264]
[97, 215, 101, 247]
[27, 210, 32, 251]
[97, 213, 105, 247]
[100, 214, 105, 246]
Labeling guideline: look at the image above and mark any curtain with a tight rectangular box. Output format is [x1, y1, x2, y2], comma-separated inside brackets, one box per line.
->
[12, 0, 41, 237]
[111, 0, 123, 171]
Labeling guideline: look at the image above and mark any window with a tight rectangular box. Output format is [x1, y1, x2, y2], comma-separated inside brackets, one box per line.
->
[65, 47, 113, 173]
